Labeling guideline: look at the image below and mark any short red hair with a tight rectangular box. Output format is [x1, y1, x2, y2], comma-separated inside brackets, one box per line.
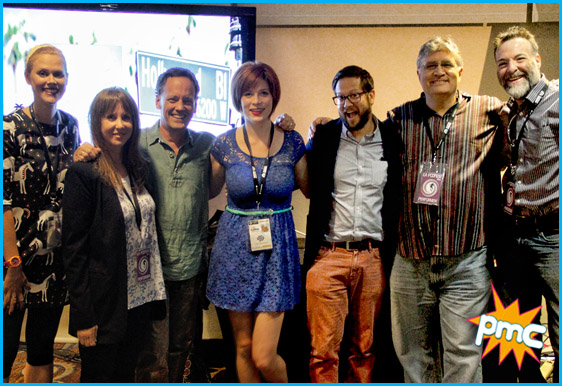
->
[231, 61, 281, 116]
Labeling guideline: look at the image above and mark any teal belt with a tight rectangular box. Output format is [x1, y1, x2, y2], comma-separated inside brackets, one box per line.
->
[226, 205, 293, 216]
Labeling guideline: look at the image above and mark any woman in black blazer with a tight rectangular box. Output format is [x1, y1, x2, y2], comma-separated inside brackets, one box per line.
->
[62, 87, 166, 382]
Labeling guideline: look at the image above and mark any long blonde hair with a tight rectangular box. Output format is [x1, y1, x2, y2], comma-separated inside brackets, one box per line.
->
[88, 87, 147, 191]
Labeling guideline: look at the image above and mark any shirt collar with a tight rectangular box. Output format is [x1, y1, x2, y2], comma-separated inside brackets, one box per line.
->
[147, 120, 193, 148]
[420, 90, 471, 118]
[341, 116, 379, 142]
[523, 74, 549, 106]
[506, 74, 549, 113]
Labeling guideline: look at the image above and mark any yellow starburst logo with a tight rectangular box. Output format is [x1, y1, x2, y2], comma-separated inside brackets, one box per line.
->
[468, 282, 546, 369]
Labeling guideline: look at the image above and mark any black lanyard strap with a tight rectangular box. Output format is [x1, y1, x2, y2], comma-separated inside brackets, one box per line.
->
[242, 123, 275, 209]
[422, 102, 459, 164]
[29, 104, 60, 204]
[123, 177, 142, 229]
[507, 83, 549, 171]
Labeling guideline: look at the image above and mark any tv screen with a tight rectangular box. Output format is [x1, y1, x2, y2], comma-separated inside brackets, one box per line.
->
[3, 3, 256, 143]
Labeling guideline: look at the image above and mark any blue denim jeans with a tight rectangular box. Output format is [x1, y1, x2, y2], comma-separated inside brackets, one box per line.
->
[390, 247, 491, 382]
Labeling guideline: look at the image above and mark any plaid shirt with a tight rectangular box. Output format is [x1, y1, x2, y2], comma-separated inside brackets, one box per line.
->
[387, 92, 503, 260]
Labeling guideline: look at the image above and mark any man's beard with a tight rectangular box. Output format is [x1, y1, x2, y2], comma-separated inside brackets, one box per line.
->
[502, 63, 541, 100]
[343, 108, 371, 132]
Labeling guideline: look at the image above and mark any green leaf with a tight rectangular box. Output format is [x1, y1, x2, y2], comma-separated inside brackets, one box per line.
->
[91, 32, 97, 45]
[69, 35, 74, 44]
[12, 42, 21, 59]
[3, 31, 13, 46]
[8, 42, 22, 72]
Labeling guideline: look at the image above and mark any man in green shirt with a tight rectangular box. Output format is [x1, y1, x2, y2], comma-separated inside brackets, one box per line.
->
[135, 67, 214, 382]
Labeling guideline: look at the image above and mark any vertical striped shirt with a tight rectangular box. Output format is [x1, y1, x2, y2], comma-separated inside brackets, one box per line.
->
[387, 92, 503, 260]
[501, 76, 559, 215]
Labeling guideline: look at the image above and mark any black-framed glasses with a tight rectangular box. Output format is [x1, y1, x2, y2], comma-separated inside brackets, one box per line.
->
[332, 91, 368, 106]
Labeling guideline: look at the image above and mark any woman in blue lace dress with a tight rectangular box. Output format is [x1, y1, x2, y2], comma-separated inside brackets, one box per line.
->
[207, 61, 308, 382]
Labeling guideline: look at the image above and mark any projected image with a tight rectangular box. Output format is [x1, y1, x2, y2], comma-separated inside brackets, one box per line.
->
[3, 6, 247, 143]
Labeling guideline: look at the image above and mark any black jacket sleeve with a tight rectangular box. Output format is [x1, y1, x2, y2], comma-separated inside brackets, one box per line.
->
[62, 163, 98, 332]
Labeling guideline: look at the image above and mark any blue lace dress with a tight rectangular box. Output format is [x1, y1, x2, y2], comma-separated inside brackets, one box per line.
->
[207, 128, 305, 312]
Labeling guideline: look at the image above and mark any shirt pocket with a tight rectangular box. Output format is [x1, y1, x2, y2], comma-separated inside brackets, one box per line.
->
[538, 118, 558, 156]
[366, 159, 388, 189]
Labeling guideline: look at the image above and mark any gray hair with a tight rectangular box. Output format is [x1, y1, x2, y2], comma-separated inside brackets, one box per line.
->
[417, 36, 464, 70]
[493, 26, 539, 56]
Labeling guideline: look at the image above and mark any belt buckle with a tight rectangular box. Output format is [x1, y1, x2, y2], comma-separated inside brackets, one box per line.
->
[345, 241, 358, 251]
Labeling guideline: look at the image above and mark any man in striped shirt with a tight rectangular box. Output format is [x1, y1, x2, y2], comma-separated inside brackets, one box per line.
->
[493, 26, 559, 382]
[387, 36, 503, 382]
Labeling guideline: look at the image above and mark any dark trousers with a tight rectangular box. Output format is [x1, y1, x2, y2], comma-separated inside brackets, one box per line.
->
[3, 305, 63, 379]
[3, 307, 25, 378]
[136, 275, 205, 382]
[485, 216, 558, 383]
[80, 303, 150, 383]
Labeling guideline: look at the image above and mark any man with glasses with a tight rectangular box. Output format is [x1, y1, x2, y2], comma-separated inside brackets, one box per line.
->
[304, 65, 401, 382]
[387, 37, 503, 382]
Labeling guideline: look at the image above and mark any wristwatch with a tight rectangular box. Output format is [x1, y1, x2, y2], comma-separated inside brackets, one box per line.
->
[3, 256, 22, 268]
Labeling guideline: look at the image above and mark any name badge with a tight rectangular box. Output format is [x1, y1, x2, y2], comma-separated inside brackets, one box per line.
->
[503, 180, 515, 215]
[414, 162, 445, 206]
[248, 218, 273, 252]
[136, 249, 151, 282]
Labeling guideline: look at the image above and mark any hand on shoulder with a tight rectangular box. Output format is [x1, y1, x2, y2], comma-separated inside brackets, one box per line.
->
[73, 142, 101, 163]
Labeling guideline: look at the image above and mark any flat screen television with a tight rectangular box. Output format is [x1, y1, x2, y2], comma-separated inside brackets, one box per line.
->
[3, 3, 256, 143]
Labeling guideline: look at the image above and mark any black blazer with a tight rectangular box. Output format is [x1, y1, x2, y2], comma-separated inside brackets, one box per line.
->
[62, 162, 163, 344]
[303, 118, 402, 273]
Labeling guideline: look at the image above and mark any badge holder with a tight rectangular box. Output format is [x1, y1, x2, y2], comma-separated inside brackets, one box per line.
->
[414, 161, 446, 206]
[135, 248, 151, 283]
[502, 167, 516, 216]
[248, 218, 273, 252]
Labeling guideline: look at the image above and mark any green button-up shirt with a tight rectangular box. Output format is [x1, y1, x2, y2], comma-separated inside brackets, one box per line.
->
[140, 121, 215, 281]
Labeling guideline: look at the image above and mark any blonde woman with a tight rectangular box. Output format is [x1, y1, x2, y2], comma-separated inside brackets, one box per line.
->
[3, 44, 79, 382]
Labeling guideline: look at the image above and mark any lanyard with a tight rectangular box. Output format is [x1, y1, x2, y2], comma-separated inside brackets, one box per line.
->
[422, 103, 459, 164]
[242, 123, 275, 209]
[507, 83, 549, 174]
[29, 104, 60, 205]
[122, 177, 142, 229]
